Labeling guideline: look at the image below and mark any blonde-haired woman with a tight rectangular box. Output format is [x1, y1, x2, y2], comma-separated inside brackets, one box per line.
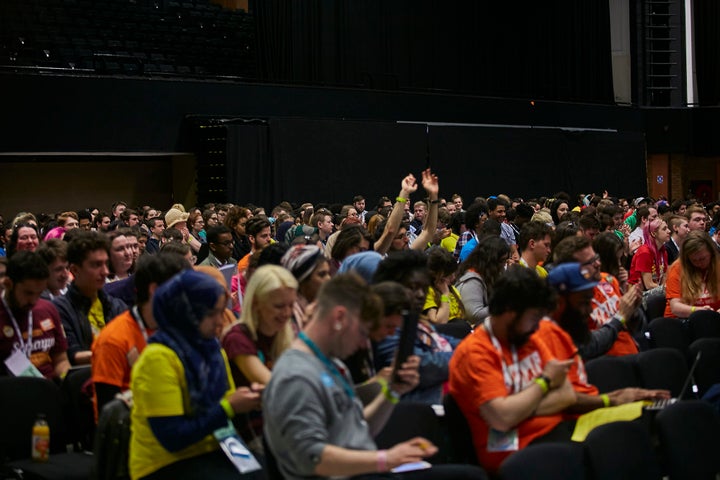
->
[664, 230, 720, 318]
[222, 264, 298, 388]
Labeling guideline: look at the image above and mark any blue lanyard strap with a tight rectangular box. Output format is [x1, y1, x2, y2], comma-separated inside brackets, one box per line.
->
[298, 331, 356, 400]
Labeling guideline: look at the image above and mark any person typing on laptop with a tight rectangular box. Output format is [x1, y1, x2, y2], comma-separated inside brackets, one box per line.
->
[538, 263, 670, 412]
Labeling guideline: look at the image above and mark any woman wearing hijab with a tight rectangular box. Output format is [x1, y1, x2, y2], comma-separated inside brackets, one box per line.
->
[129, 270, 264, 480]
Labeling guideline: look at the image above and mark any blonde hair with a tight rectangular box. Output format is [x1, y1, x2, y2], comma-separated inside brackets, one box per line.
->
[679, 231, 720, 304]
[239, 264, 298, 362]
[57, 211, 79, 227]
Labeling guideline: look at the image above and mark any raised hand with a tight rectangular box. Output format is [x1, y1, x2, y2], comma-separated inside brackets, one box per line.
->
[421, 168, 438, 199]
[400, 174, 418, 198]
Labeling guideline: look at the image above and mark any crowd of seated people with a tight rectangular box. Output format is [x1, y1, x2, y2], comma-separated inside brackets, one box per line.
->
[2, 178, 720, 478]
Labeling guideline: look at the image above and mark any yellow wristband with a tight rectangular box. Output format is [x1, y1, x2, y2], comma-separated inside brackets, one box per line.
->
[395, 196, 408, 203]
[377, 378, 400, 404]
[691, 306, 696, 314]
[533, 377, 549, 394]
[220, 398, 235, 418]
[440, 295, 450, 303]
[601, 394, 611, 408]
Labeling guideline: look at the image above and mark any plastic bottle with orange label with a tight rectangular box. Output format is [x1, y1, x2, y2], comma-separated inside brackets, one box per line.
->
[31, 414, 50, 462]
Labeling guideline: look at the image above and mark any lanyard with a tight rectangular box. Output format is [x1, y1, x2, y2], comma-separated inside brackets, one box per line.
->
[131, 306, 149, 342]
[298, 331, 356, 400]
[483, 318, 521, 393]
[2, 295, 33, 357]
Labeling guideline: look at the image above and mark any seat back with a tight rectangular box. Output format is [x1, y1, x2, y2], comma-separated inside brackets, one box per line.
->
[643, 290, 667, 325]
[0, 377, 69, 461]
[636, 348, 689, 397]
[499, 442, 586, 480]
[585, 354, 639, 393]
[92, 397, 131, 480]
[689, 338, 720, 398]
[647, 317, 690, 355]
[374, 402, 445, 463]
[688, 310, 720, 342]
[441, 393, 478, 465]
[584, 421, 661, 480]
[61, 365, 95, 450]
[435, 320, 472, 340]
[655, 401, 720, 480]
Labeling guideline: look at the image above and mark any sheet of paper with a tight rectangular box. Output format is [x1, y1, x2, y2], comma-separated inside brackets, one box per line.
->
[391, 461, 432, 473]
[571, 401, 645, 442]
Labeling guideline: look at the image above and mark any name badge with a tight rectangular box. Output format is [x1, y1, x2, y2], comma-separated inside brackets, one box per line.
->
[5, 349, 43, 378]
[213, 421, 262, 474]
[487, 428, 519, 452]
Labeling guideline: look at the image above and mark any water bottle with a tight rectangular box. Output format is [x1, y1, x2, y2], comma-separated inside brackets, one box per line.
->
[31, 414, 50, 462]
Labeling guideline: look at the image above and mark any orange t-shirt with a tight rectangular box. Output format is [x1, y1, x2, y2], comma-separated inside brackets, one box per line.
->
[448, 324, 563, 474]
[533, 320, 598, 398]
[237, 253, 251, 273]
[664, 261, 720, 318]
[91, 310, 152, 419]
[589, 273, 639, 356]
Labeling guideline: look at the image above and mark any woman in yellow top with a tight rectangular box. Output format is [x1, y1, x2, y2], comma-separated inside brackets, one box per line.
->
[130, 270, 263, 480]
[423, 247, 465, 324]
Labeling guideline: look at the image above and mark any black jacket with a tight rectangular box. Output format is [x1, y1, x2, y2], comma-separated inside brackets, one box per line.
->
[53, 283, 127, 364]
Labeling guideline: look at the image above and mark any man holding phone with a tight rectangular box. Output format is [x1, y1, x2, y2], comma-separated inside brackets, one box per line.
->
[448, 267, 576, 476]
[263, 274, 486, 479]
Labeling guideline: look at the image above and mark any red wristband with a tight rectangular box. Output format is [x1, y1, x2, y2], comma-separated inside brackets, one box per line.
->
[377, 449, 388, 472]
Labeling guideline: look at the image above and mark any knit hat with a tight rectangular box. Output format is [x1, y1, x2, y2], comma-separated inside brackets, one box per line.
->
[281, 245, 324, 283]
[338, 251, 383, 284]
[165, 208, 189, 229]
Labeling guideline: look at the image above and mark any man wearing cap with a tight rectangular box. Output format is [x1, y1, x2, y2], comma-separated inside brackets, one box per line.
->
[536, 262, 669, 412]
[552, 236, 641, 358]
[449, 267, 576, 476]
[165, 207, 201, 254]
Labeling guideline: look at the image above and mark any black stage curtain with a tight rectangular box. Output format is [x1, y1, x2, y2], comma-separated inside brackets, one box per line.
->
[694, 0, 720, 105]
[252, 0, 613, 103]
[226, 124, 273, 209]
[226, 119, 646, 207]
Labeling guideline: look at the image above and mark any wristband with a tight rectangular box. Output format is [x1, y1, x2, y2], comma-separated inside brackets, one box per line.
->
[440, 294, 450, 303]
[691, 306, 696, 314]
[601, 394, 611, 408]
[395, 196, 408, 203]
[533, 377, 549, 395]
[615, 314, 626, 325]
[429, 199, 440, 205]
[220, 398, 235, 418]
[377, 449, 388, 472]
[377, 378, 400, 404]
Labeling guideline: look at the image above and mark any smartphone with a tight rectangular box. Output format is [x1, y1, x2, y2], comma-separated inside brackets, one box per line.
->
[392, 310, 419, 384]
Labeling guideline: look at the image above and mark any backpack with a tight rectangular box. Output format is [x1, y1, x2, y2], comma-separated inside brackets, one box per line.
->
[92, 392, 133, 480]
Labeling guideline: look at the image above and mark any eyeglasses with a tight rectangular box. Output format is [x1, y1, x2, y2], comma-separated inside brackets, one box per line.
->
[580, 254, 600, 267]
[216, 240, 234, 246]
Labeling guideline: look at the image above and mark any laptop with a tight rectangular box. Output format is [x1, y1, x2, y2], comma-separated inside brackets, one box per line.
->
[644, 351, 702, 411]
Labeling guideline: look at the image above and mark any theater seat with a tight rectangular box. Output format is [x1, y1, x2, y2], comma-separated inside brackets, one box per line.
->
[584, 421, 661, 480]
[0, 377, 93, 480]
[499, 442, 586, 480]
[656, 401, 720, 480]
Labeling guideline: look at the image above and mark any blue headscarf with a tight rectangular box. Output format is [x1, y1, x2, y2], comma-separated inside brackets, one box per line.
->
[150, 270, 228, 415]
